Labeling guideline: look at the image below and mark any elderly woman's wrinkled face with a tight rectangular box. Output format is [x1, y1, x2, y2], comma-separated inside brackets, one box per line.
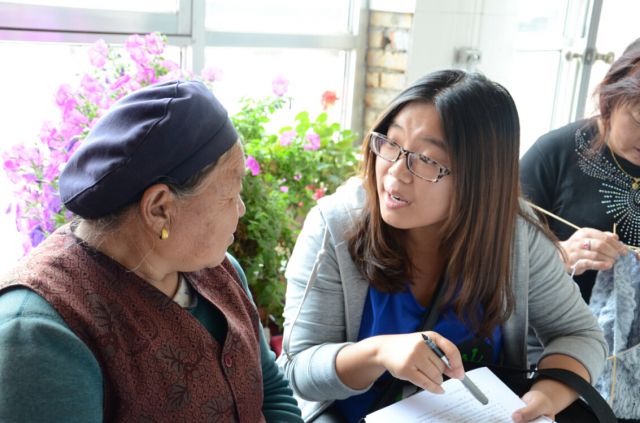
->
[609, 103, 640, 165]
[172, 143, 246, 270]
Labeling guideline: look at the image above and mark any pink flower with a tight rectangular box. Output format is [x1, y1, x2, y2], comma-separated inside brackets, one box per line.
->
[80, 74, 104, 104]
[144, 33, 165, 55]
[246, 155, 261, 176]
[110, 74, 131, 91]
[135, 66, 157, 85]
[125, 34, 150, 66]
[304, 131, 321, 151]
[272, 75, 289, 97]
[80, 74, 100, 93]
[60, 109, 89, 140]
[321, 90, 338, 110]
[88, 39, 109, 68]
[161, 59, 180, 72]
[201, 66, 223, 82]
[39, 122, 60, 147]
[280, 186, 289, 193]
[313, 188, 326, 201]
[279, 130, 296, 146]
[55, 84, 77, 114]
[125, 34, 145, 50]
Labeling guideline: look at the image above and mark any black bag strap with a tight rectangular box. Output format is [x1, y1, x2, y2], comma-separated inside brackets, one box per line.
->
[366, 272, 448, 414]
[534, 368, 617, 423]
[490, 365, 617, 423]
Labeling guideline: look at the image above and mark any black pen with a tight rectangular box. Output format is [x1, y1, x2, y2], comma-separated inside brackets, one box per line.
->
[421, 333, 489, 405]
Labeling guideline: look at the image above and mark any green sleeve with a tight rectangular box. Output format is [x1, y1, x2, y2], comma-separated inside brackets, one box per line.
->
[0, 288, 103, 423]
[226, 253, 303, 423]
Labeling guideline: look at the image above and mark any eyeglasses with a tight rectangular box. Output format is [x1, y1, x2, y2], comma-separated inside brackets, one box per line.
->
[369, 132, 451, 182]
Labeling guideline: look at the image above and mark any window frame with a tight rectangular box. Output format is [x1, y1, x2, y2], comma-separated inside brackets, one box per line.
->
[0, 0, 366, 133]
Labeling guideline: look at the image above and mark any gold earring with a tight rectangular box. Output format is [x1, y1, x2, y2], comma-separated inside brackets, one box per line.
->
[160, 228, 169, 240]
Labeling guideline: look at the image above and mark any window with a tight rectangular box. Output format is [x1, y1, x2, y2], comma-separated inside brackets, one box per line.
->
[6, 0, 178, 12]
[205, 47, 348, 124]
[0, 0, 364, 269]
[205, 0, 352, 34]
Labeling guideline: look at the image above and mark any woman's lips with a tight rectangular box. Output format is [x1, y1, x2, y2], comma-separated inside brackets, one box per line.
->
[384, 190, 410, 209]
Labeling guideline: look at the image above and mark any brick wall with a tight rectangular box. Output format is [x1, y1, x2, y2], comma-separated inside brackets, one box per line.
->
[364, 10, 413, 131]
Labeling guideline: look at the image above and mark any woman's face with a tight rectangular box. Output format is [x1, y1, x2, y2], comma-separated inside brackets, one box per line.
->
[375, 102, 452, 235]
[171, 144, 246, 271]
[608, 103, 640, 165]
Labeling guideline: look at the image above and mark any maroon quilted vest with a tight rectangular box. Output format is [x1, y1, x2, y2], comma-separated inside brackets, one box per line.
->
[0, 225, 265, 422]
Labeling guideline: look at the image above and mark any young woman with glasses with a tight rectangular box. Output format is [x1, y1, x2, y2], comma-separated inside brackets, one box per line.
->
[277, 69, 606, 423]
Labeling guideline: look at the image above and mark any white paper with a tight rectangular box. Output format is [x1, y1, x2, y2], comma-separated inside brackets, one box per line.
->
[365, 367, 553, 423]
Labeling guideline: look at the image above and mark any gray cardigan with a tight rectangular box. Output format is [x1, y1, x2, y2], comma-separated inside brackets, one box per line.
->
[277, 178, 607, 421]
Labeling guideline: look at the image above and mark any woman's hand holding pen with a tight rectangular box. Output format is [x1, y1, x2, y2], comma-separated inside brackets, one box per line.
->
[335, 331, 464, 393]
[560, 227, 628, 275]
[377, 331, 464, 393]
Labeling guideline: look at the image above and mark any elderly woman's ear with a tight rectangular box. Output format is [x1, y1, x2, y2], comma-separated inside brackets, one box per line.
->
[138, 184, 177, 241]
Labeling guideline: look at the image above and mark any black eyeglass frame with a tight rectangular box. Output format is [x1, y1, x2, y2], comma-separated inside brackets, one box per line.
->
[369, 132, 451, 182]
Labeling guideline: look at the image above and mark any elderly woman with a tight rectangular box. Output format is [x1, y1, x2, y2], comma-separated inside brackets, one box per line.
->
[0, 80, 302, 422]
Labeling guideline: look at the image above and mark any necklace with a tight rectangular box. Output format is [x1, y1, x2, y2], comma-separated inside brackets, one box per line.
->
[608, 142, 640, 190]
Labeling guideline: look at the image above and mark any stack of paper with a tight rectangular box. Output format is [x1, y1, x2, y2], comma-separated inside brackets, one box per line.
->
[364, 367, 553, 422]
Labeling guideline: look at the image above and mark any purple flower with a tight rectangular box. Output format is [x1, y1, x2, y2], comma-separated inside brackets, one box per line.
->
[293, 174, 302, 181]
[246, 155, 261, 176]
[201, 66, 222, 82]
[279, 130, 296, 146]
[88, 39, 109, 68]
[304, 131, 321, 151]
[280, 186, 289, 193]
[272, 75, 289, 97]
[29, 226, 45, 248]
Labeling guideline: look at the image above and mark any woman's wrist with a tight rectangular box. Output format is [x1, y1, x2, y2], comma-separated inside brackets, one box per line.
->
[529, 378, 578, 416]
[335, 336, 387, 390]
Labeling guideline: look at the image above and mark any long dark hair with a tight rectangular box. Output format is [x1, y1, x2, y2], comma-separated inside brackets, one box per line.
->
[593, 38, 640, 149]
[348, 69, 522, 338]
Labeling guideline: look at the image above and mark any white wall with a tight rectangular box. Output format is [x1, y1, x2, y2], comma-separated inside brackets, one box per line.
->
[407, 0, 517, 85]
[407, 0, 557, 155]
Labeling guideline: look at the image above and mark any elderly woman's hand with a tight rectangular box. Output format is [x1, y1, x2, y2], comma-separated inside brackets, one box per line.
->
[560, 227, 628, 276]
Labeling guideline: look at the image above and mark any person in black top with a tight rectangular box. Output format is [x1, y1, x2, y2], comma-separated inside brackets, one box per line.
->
[520, 38, 640, 302]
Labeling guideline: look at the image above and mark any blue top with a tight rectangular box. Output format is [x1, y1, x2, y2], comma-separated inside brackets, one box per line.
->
[333, 286, 502, 423]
